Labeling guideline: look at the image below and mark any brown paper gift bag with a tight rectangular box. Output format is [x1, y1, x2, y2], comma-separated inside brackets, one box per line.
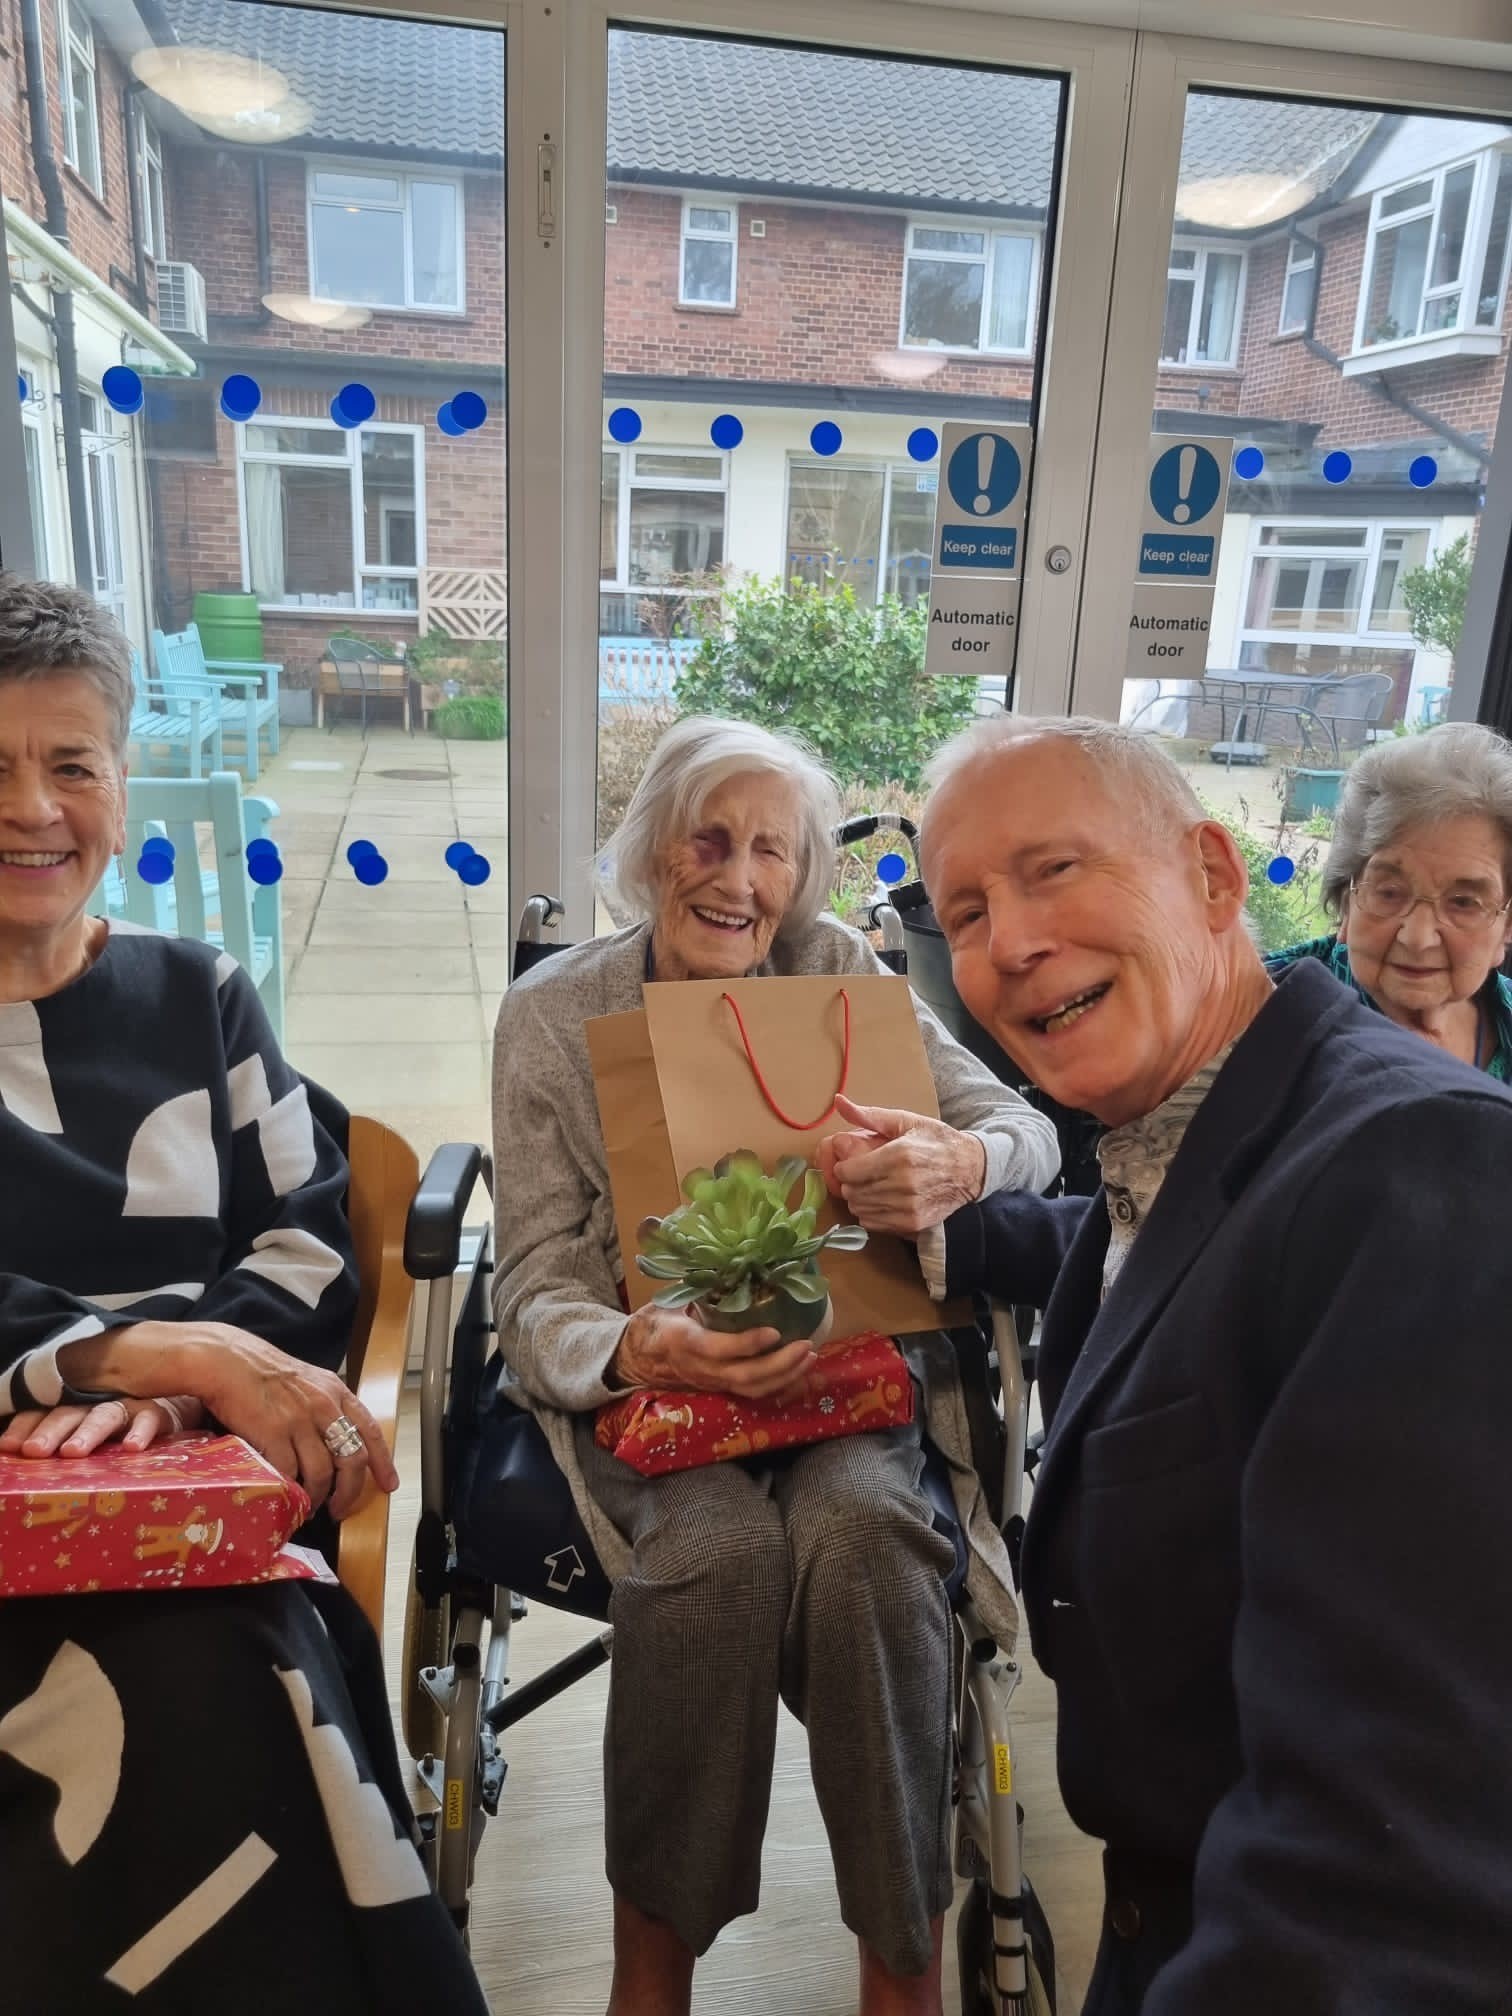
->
[586, 974, 965, 1339]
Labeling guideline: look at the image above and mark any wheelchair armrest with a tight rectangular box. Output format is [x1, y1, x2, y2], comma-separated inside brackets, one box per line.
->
[405, 1142, 485, 1279]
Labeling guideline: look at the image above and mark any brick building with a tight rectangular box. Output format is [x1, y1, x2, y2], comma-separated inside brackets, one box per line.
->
[4, 5, 1510, 719]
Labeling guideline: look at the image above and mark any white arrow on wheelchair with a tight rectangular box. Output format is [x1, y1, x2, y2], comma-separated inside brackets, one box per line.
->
[544, 1546, 585, 1594]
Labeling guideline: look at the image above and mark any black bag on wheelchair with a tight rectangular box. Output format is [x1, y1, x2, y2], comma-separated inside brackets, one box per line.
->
[451, 1351, 616, 1619]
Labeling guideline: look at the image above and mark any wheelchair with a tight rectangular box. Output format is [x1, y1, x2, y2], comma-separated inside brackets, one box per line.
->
[397, 849, 1059, 2016]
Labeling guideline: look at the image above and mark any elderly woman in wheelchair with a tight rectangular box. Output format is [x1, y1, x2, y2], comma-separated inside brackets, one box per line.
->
[491, 716, 1060, 2015]
[0, 576, 486, 2015]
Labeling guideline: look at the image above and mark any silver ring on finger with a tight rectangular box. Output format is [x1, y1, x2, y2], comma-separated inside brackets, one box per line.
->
[321, 1414, 365, 1460]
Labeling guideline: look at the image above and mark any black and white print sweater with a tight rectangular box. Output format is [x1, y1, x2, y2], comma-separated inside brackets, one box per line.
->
[0, 923, 358, 1415]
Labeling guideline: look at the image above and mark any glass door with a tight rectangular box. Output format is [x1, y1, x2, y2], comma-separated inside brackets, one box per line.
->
[583, 11, 1133, 933]
[1078, 37, 1512, 951]
[1, 0, 509, 1165]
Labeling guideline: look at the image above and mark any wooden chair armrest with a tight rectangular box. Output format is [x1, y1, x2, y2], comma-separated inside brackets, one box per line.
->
[337, 1294, 410, 1639]
[204, 656, 283, 674]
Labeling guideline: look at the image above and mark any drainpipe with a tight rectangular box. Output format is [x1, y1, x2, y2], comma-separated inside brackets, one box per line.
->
[19, 0, 92, 587]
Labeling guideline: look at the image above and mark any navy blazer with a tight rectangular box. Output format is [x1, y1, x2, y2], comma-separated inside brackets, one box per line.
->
[946, 960, 1512, 2013]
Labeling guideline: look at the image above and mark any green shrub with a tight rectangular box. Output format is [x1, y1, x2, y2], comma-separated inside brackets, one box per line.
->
[1401, 533, 1472, 662]
[675, 576, 979, 790]
[432, 693, 505, 740]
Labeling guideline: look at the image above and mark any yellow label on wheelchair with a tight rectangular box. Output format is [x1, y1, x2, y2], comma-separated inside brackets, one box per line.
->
[445, 1778, 466, 1831]
[992, 1743, 1013, 1797]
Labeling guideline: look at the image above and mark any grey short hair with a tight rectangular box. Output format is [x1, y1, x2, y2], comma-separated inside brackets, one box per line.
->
[922, 712, 1205, 843]
[599, 715, 842, 935]
[1322, 722, 1512, 917]
[0, 572, 134, 758]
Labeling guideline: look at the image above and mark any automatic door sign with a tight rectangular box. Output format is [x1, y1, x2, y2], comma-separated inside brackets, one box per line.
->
[925, 421, 1033, 681]
[1127, 434, 1232, 679]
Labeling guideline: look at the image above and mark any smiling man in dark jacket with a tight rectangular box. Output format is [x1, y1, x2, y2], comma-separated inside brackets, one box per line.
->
[829, 714, 1512, 2015]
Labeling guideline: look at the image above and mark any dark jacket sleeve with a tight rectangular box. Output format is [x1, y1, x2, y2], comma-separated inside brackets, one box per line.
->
[1148, 1092, 1512, 2014]
[173, 965, 358, 1371]
[945, 1191, 1095, 1310]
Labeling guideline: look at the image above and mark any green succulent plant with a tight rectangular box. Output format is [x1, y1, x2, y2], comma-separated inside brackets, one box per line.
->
[636, 1149, 867, 1326]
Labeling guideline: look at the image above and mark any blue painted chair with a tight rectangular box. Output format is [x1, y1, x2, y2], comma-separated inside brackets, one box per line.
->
[1416, 684, 1451, 728]
[87, 771, 285, 1043]
[153, 624, 282, 783]
[128, 647, 224, 778]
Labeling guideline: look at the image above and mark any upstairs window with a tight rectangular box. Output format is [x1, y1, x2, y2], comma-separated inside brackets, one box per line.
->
[680, 200, 737, 306]
[1161, 241, 1244, 366]
[901, 222, 1038, 354]
[137, 112, 166, 259]
[308, 167, 464, 313]
[1278, 238, 1317, 336]
[59, 0, 101, 192]
[1358, 149, 1512, 349]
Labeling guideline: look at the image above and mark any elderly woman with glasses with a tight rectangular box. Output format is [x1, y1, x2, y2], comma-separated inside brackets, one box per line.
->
[1268, 722, 1512, 1073]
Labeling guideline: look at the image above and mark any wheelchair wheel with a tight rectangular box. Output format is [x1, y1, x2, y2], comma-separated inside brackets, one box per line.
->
[957, 1876, 1055, 2016]
[402, 1564, 450, 1762]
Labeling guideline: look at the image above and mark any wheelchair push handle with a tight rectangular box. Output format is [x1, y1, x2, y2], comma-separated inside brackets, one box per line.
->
[518, 893, 565, 944]
[405, 1142, 486, 1279]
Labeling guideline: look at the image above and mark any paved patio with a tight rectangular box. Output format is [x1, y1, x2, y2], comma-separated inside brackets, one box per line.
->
[257, 722, 509, 1164]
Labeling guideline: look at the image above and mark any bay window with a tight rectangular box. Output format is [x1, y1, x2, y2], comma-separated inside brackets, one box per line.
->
[785, 459, 938, 609]
[1355, 148, 1512, 355]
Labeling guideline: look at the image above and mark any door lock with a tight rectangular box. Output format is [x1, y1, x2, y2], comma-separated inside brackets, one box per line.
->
[1045, 545, 1073, 575]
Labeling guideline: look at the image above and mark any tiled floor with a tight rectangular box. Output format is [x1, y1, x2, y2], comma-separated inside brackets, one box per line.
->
[258, 721, 507, 1166]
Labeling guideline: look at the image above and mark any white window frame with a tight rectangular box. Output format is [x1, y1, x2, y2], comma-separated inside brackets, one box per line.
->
[306, 163, 467, 316]
[1238, 517, 1438, 666]
[1351, 147, 1512, 359]
[58, 0, 102, 193]
[781, 454, 938, 604]
[1160, 237, 1246, 367]
[677, 196, 738, 308]
[1277, 235, 1317, 336]
[78, 390, 128, 625]
[20, 392, 51, 577]
[236, 415, 428, 614]
[136, 109, 166, 260]
[899, 217, 1042, 358]
[600, 442, 728, 601]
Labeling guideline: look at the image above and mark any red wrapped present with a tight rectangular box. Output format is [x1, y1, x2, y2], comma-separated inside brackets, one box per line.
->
[0, 1433, 316, 1599]
[595, 1330, 914, 1476]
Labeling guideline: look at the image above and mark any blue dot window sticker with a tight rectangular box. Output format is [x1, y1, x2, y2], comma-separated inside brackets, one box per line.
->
[140, 835, 173, 858]
[459, 852, 491, 887]
[1267, 856, 1297, 887]
[246, 838, 277, 861]
[1409, 455, 1438, 489]
[710, 414, 743, 450]
[102, 366, 144, 416]
[1233, 446, 1264, 481]
[946, 432, 1022, 517]
[345, 840, 379, 868]
[608, 406, 642, 444]
[876, 852, 908, 886]
[248, 849, 283, 887]
[906, 427, 939, 464]
[353, 852, 389, 886]
[331, 382, 376, 429]
[451, 390, 487, 431]
[810, 421, 843, 458]
[443, 841, 473, 872]
[137, 845, 175, 885]
[220, 374, 261, 423]
[1148, 443, 1222, 526]
[16, 373, 27, 404]
[436, 402, 467, 438]
[1322, 450, 1352, 485]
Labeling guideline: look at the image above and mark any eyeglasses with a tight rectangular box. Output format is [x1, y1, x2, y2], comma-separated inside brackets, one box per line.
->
[1350, 874, 1511, 933]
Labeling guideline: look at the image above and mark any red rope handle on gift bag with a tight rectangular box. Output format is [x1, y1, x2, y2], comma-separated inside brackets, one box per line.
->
[720, 987, 852, 1130]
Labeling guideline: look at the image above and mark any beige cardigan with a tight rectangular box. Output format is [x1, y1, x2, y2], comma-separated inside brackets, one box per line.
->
[490, 912, 1060, 1645]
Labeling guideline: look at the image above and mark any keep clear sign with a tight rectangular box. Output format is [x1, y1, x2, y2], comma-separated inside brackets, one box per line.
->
[924, 421, 1033, 680]
[1127, 434, 1233, 678]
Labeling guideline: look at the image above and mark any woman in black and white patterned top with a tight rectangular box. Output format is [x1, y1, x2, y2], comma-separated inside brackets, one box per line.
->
[0, 576, 485, 2015]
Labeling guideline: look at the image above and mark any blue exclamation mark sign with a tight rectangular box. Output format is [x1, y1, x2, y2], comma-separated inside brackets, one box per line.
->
[1171, 445, 1197, 524]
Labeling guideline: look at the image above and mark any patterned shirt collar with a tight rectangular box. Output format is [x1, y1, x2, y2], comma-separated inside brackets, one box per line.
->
[1096, 1045, 1235, 1296]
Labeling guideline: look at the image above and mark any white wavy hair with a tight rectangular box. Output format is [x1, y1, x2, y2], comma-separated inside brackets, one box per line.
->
[1322, 722, 1512, 917]
[598, 715, 841, 936]
[922, 711, 1205, 839]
